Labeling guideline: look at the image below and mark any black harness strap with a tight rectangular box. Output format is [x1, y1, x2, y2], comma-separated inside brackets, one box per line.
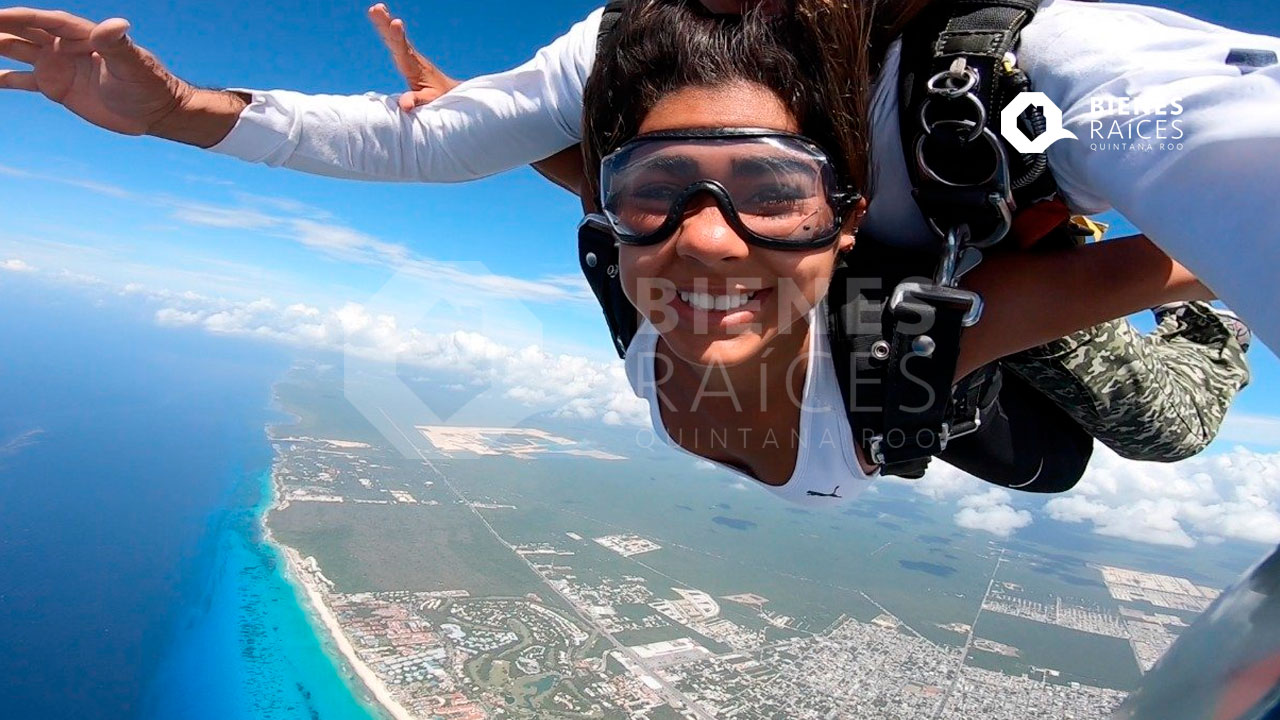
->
[831, 244, 989, 478]
[597, 0, 628, 47]
[900, 0, 1056, 241]
[844, 0, 1050, 477]
[878, 291, 969, 473]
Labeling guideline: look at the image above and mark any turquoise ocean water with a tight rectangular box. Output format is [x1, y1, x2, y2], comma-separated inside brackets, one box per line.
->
[0, 279, 383, 720]
[139, 470, 386, 720]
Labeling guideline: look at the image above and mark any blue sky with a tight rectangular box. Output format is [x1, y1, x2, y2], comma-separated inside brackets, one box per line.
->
[1, 0, 1279, 452]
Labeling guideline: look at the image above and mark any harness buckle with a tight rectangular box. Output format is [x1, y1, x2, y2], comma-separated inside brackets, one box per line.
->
[938, 408, 983, 451]
[890, 281, 984, 328]
[868, 435, 885, 465]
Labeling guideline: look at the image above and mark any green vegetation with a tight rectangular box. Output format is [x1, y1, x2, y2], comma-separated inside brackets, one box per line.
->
[270, 501, 542, 596]
[972, 612, 1140, 690]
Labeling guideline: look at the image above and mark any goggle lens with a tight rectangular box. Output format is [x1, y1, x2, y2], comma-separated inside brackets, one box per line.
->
[601, 133, 844, 246]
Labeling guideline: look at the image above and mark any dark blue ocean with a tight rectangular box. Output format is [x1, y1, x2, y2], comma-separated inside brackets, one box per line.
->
[0, 278, 381, 720]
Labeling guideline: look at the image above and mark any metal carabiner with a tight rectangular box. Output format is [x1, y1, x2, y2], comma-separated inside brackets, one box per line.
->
[914, 123, 1006, 189]
[923, 198, 1012, 250]
[918, 93, 987, 144]
[926, 58, 980, 99]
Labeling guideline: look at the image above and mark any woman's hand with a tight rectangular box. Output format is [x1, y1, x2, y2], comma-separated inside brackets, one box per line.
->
[367, 3, 460, 112]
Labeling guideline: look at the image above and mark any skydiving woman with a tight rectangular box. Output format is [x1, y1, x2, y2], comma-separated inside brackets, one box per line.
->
[0, 0, 1264, 494]
[553, 0, 1210, 501]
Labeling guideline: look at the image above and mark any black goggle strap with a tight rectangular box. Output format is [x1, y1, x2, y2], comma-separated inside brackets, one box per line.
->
[578, 214, 638, 360]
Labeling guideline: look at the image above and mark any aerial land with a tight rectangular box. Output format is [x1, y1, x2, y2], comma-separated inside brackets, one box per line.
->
[262, 369, 1249, 720]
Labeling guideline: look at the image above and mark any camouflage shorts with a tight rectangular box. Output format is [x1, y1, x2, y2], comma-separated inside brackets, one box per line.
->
[1000, 302, 1250, 462]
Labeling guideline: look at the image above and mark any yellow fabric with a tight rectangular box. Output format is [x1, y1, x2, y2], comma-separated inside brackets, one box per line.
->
[1071, 215, 1110, 242]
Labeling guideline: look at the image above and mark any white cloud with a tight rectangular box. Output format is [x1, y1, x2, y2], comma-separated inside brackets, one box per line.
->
[905, 466, 981, 501]
[154, 308, 203, 327]
[134, 284, 649, 427]
[166, 196, 591, 306]
[1045, 494, 1197, 547]
[169, 202, 278, 230]
[1218, 412, 1280, 449]
[880, 440, 1280, 548]
[1044, 445, 1280, 548]
[55, 269, 106, 286]
[287, 218, 409, 262]
[0, 163, 132, 199]
[953, 488, 1033, 538]
[3, 161, 593, 308]
[1, 258, 35, 273]
[0, 428, 44, 457]
[180, 174, 237, 188]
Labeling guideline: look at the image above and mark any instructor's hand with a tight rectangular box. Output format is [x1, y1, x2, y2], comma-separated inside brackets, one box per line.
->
[0, 7, 242, 146]
[368, 3, 459, 112]
[366, 3, 585, 194]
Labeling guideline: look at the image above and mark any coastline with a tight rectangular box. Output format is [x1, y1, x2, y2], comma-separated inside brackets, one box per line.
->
[276, 544, 418, 720]
[260, 421, 417, 720]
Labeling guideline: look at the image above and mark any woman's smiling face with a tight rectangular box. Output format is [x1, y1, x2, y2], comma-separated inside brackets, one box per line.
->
[619, 81, 858, 370]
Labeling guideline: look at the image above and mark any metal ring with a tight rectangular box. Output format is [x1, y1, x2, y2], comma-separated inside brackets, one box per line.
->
[918, 93, 987, 144]
[924, 198, 1012, 249]
[926, 66, 979, 98]
[913, 123, 1003, 189]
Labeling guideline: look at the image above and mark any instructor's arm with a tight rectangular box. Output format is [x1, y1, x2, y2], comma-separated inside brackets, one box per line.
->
[0, 8, 245, 147]
[0, 6, 601, 183]
[954, 236, 1211, 381]
[1023, 1, 1280, 349]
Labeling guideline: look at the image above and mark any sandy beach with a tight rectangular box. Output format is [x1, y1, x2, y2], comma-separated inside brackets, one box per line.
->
[278, 545, 419, 720]
[262, 457, 418, 720]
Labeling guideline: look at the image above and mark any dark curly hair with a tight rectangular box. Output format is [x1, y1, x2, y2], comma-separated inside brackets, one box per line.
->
[581, 0, 875, 203]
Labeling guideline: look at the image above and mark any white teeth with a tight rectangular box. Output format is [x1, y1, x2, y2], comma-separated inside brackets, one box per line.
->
[677, 290, 757, 312]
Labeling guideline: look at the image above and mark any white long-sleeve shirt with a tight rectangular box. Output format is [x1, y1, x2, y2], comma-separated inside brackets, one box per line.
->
[210, 0, 1280, 348]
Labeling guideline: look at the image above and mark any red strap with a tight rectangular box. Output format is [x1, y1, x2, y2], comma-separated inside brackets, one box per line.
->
[1010, 197, 1072, 249]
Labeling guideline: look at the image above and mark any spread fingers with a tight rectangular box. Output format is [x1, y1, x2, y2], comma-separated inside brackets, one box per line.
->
[0, 32, 39, 63]
[0, 69, 37, 91]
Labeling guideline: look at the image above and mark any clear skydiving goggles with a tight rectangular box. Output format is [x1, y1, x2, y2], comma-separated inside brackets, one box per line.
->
[598, 128, 862, 251]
